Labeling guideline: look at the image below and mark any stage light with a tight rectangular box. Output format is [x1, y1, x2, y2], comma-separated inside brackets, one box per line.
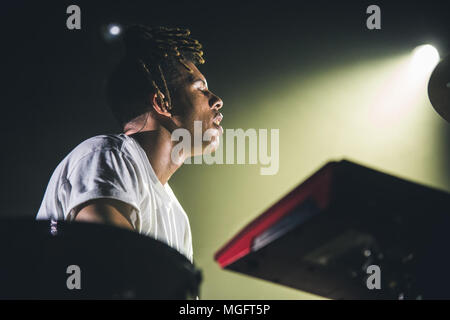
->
[410, 44, 440, 74]
[101, 23, 122, 42]
[109, 24, 121, 36]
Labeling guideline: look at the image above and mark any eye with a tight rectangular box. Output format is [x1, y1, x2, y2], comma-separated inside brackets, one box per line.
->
[199, 88, 209, 96]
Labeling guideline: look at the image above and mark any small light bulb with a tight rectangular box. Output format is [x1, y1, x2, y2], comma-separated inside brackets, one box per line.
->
[109, 25, 121, 36]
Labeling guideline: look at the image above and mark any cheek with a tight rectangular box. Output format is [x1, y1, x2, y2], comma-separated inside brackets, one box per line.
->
[171, 92, 195, 123]
[173, 90, 211, 128]
[187, 96, 211, 125]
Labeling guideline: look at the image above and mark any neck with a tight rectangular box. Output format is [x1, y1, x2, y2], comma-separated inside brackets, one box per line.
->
[128, 127, 187, 185]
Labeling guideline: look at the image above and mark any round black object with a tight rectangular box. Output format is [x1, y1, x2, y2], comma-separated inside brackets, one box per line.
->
[0, 218, 202, 299]
[428, 54, 450, 123]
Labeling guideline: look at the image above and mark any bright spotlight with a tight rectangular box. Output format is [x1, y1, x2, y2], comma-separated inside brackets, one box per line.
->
[109, 25, 121, 36]
[410, 44, 440, 74]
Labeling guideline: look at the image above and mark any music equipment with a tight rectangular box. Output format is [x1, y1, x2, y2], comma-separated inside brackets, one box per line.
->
[428, 54, 450, 122]
[0, 219, 201, 299]
[215, 159, 450, 299]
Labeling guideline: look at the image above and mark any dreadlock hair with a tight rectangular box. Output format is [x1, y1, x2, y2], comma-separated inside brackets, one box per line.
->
[106, 25, 205, 127]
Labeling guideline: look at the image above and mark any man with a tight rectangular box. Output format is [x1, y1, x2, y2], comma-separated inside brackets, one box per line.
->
[36, 25, 224, 263]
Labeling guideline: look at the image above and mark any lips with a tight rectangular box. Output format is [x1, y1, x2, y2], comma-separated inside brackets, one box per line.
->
[212, 112, 223, 135]
[213, 112, 223, 126]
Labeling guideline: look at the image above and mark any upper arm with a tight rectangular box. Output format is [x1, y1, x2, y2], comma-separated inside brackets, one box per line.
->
[61, 148, 141, 226]
[73, 198, 135, 230]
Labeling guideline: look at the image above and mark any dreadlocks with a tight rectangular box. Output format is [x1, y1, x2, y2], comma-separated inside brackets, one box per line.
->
[106, 25, 205, 126]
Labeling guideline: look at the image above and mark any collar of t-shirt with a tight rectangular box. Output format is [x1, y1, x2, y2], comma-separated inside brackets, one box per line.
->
[127, 134, 174, 206]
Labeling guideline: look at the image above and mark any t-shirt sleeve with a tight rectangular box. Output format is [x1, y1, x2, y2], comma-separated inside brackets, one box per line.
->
[59, 148, 142, 228]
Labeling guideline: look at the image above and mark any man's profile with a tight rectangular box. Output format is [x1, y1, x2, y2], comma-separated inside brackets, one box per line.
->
[36, 25, 224, 263]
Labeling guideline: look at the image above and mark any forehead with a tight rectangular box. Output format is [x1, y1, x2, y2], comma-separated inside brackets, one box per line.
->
[176, 60, 207, 86]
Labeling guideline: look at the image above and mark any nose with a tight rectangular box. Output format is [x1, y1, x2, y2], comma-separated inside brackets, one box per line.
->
[211, 94, 223, 110]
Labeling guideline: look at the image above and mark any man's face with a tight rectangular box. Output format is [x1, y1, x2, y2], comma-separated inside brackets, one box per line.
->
[170, 61, 223, 156]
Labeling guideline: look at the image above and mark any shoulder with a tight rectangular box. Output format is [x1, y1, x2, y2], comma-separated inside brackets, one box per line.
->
[70, 134, 129, 157]
[59, 134, 139, 180]
[65, 133, 137, 166]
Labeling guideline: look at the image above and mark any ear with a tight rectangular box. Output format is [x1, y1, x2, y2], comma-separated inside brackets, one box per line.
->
[151, 91, 172, 117]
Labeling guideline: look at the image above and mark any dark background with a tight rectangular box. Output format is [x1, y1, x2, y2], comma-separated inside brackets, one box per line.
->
[1, 0, 449, 218]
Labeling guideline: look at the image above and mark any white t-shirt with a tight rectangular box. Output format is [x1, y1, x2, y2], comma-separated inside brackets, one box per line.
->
[36, 133, 193, 263]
